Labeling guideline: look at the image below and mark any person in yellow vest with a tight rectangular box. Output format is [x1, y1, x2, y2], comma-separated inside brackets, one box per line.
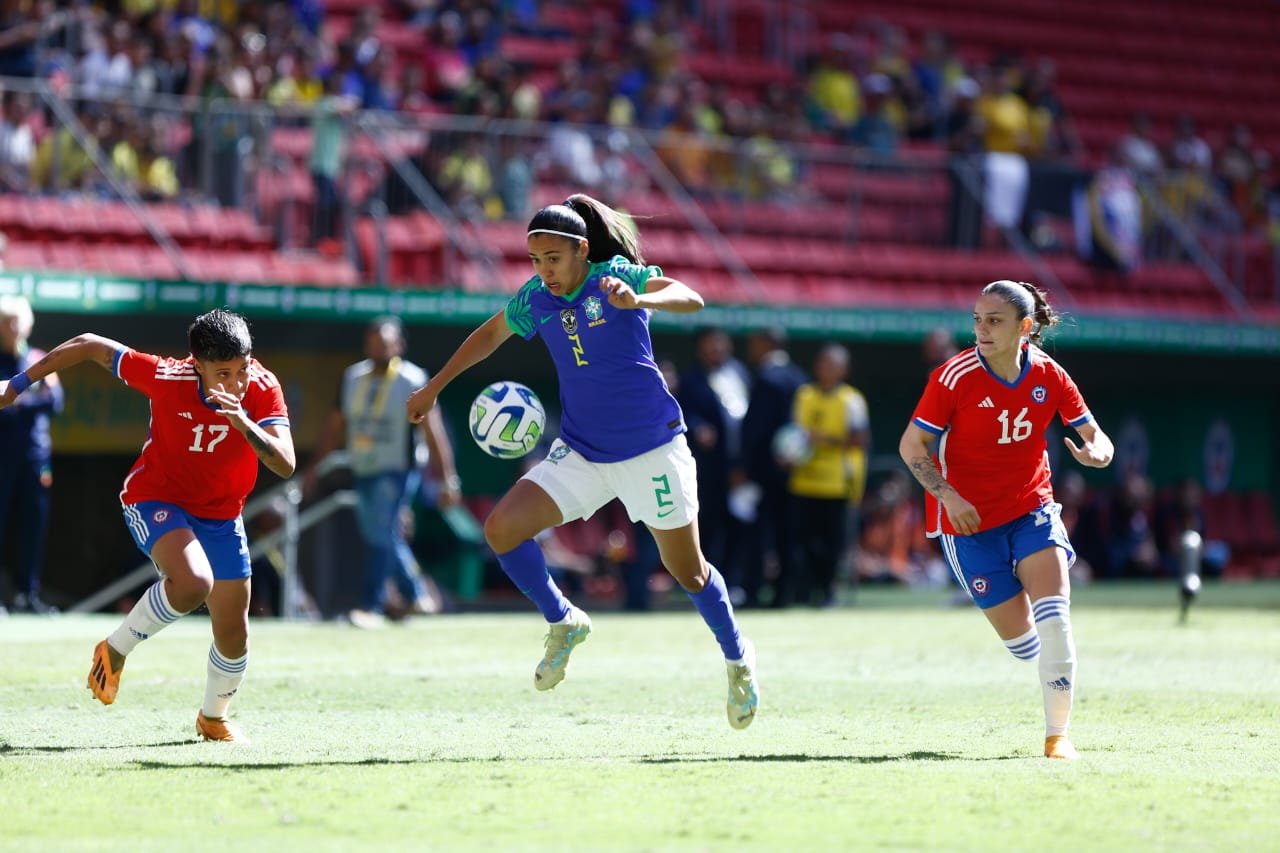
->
[782, 344, 870, 607]
[304, 317, 460, 627]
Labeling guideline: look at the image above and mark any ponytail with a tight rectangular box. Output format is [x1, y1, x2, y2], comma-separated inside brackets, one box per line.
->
[564, 194, 643, 265]
[981, 280, 1059, 344]
[1021, 282, 1058, 345]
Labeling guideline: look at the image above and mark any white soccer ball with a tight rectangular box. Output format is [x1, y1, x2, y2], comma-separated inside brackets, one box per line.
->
[469, 381, 546, 459]
[772, 422, 813, 465]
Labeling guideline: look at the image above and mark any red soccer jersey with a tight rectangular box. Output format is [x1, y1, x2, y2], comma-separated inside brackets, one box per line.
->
[114, 349, 289, 519]
[911, 343, 1092, 536]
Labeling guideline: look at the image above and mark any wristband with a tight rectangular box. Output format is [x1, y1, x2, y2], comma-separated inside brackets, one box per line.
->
[444, 474, 462, 491]
[8, 371, 32, 395]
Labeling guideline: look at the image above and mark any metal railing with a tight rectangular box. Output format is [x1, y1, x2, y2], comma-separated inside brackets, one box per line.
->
[3, 75, 1271, 308]
[1137, 171, 1250, 315]
[1, 77, 195, 278]
[69, 452, 357, 620]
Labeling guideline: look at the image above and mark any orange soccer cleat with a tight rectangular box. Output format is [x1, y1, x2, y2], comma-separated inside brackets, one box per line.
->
[1044, 735, 1080, 760]
[87, 640, 123, 705]
[196, 712, 249, 744]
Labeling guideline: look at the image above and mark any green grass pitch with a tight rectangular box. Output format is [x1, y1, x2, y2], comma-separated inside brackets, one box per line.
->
[2, 583, 1277, 851]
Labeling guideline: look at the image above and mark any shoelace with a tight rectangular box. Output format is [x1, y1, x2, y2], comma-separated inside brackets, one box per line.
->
[543, 623, 577, 654]
[728, 664, 755, 699]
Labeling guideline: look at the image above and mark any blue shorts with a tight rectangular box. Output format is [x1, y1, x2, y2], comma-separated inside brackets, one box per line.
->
[939, 503, 1075, 609]
[122, 501, 251, 581]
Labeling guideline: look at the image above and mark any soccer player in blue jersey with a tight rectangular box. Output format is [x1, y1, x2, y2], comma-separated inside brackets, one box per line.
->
[407, 194, 759, 729]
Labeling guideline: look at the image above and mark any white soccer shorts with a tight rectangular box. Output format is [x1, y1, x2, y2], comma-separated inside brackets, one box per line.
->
[521, 434, 699, 530]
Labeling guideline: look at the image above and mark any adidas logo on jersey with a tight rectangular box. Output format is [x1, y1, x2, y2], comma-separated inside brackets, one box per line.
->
[979, 397, 995, 408]
[179, 412, 193, 420]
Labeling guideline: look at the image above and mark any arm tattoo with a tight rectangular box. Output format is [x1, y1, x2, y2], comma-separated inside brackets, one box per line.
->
[246, 426, 277, 458]
[908, 456, 954, 499]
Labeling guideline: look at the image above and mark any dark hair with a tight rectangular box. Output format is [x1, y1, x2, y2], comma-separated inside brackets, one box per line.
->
[755, 326, 789, 348]
[817, 341, 850, 367]
[693, 325, 726, 344]
[981, 280, 1058, 344]
[367, 314, 405, 344]
[527, 193, 643, 265]
[188, 309, 253, 362]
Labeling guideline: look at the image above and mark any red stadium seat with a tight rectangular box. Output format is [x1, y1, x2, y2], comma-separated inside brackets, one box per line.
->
[3, 241, 45, 270]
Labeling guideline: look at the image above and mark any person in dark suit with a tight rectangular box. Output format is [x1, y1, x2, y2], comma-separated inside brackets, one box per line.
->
[731, 328, 806, 607]
[0, 295, 63, 614]
[678, 327, 752, 585]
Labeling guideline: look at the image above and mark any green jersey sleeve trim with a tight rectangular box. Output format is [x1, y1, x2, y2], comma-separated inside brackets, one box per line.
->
[504, 276, 543, 340]
[603, 255, 663, 296]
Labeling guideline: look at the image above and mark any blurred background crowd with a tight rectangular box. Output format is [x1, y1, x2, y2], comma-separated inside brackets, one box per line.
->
[0, 0, 1273, 257]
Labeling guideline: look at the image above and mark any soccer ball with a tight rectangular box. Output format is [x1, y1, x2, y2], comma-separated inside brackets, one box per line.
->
[772, 422, 813, 465]
[469, 381, 546, 459]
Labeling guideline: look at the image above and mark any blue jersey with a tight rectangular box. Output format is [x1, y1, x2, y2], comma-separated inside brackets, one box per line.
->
[504, 255, 686, 463]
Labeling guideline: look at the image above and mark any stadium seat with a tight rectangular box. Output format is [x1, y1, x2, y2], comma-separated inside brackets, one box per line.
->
[3, 241, 45, 270]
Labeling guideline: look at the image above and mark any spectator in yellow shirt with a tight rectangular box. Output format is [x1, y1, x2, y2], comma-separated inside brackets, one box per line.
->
[806, 37, 861, 137]
[110, 124, 144, 188]
[977, 70, 1030, 155]
[139, 131, 179, 200]
[31, 126, 93, 192]
[782, 343, 870, 607]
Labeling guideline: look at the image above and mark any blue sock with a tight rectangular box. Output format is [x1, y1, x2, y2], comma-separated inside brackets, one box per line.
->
[688, 566, 745, 660]
[495, 539, 571, 623]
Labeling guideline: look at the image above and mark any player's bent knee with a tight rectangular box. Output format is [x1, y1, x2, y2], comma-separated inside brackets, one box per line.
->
[482, 513, 507, 553]
[168, 573, 214, 610]
[483, 511, 523, 555]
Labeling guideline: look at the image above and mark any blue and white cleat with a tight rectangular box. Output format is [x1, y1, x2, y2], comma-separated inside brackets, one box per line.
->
[726, 639, 759, 730]
[534, 605, 591, 691]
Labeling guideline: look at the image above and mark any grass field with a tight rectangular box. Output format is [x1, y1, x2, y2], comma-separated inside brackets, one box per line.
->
[2, 583, 1278, 851]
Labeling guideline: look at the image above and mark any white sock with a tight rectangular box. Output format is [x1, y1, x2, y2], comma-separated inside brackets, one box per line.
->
[107, 580, 186, 657]
[1032, 595, 1076, 737]
[1003, 626, 1041, 661]
[555, 604, 582, 624]
[201, 643, 248, 720]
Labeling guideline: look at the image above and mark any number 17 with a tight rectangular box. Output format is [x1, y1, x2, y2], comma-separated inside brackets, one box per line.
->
[189, 424, 230, 453]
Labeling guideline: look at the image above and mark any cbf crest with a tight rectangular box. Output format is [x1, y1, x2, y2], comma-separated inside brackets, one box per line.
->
[560, 309, 578, 335]
[584, 295, 604, 325]
[1031, 385, 1048, 404]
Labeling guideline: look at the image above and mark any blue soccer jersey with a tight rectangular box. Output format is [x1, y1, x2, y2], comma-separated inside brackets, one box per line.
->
[505, 255, 686, 462]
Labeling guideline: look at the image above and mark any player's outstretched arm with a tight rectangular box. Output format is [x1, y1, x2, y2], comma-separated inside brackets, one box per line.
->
[603, 275, 704, 313]
[899, 422, 981, 535]
[0, 332, 123, 410]
[1064, 421, 1113, 469]
[407, 311, 513, 424]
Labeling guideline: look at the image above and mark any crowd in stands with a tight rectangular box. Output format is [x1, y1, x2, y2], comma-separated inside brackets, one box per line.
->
[1116, 113, 1277, 233]
[0, 0, 1271, 249]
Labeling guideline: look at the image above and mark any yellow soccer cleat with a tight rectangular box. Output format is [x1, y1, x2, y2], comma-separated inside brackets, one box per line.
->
[726, 639, 759, 730]
[1044, 735, 1079, 760]
[534, 605, 591, 691]
[87, 640, 123, 705]
[196, 712, 249, 744]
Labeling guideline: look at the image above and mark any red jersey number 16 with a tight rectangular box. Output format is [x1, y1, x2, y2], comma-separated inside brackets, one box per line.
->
[996, 407, 1032, 445]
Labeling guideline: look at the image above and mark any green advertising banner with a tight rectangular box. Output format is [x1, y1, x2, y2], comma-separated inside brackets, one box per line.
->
[3, 271, 1279, 354]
